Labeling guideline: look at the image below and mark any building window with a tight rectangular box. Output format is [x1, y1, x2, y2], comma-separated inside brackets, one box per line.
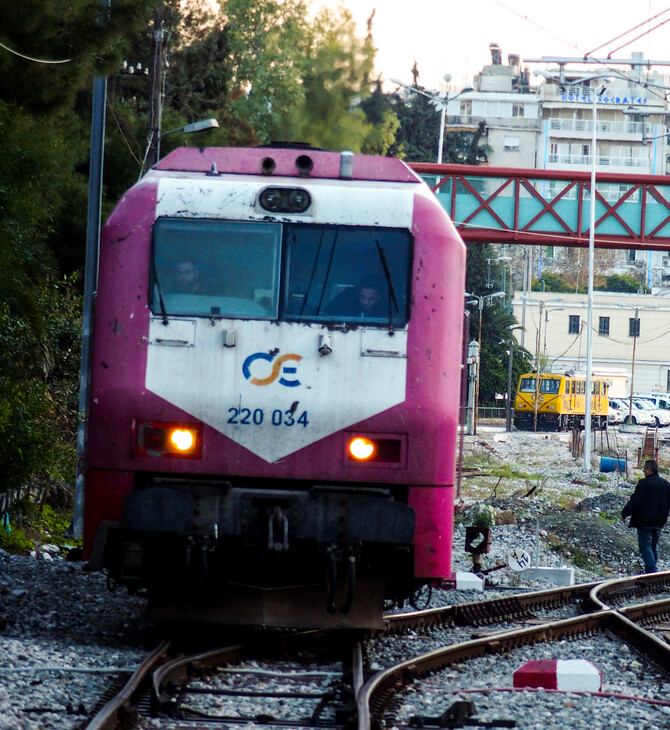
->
[629, 317, 640, 337]
[546, 246, 555, 259]
[666, 371, 670, 391]
[568, 315, 580, 334]
[503, 135, 520, 150]
[598, 317, 610, 336]
[628, 249, 636, 261]
[512, 103, 525, 117]
[460, 100, 472, 115]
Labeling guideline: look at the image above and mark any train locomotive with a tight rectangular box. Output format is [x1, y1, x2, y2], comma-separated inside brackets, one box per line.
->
[81, 144, 466, 628]
[513, 371, 609, 431]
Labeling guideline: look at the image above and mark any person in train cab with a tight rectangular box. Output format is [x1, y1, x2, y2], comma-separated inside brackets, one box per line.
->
[175, 259, 204, 293]
[326, 274, 387, 318]
[621, 459, 670, 573]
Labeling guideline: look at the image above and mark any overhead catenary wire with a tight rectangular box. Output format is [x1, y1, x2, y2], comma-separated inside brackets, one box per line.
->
[0, 39, 70, 64]
[493, 0, 670, 103]
[584, 5, 670, 58]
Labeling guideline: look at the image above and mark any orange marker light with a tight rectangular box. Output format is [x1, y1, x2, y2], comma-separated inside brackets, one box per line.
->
[170, 429, 195, 451]
[136, 421, 202, 458]
[349, 437, 375, 460]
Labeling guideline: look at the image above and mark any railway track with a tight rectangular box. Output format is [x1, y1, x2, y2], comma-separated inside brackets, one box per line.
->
[84, 572, 670, 730]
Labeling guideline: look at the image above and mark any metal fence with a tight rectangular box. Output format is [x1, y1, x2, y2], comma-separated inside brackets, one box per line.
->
[478, 406, 506, 420]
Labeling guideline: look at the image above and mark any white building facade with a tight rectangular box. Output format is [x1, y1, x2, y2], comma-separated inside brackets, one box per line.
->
[512, 291, 670, 395]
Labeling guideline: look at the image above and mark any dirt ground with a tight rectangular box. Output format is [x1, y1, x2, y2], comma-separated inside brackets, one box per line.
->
[454, 426, 670, 581]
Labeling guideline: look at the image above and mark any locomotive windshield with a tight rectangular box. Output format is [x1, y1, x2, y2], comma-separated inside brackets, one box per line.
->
[150, 218, 412, 326]
[540, 378, 560, 394]
[283, 223, 411, 326]
[151, 218, 281, 318]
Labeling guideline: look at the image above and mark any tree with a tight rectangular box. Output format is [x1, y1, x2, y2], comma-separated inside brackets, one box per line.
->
[597, 273, 649, 293]
[0, 1, 154, 113]
[532, 272, 573, 293]
[388, 71, 488, 164]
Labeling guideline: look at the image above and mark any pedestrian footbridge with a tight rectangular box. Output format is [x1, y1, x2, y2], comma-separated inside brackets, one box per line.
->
[410, 163, 670, 251]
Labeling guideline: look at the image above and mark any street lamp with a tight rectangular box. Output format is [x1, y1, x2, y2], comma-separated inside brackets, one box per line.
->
[391, 76, 473, 164]
[465, 291, 505, 433]
[543, 306, 565, 356]
[139, 118, 220, 179]
[535, 70, 611, 467]
[521, 295, 563, 431]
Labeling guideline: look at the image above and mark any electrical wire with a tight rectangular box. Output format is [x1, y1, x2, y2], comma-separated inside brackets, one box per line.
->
[605, 15, 670, 59]
[584, 5, 670, 57]
[0, 39, 70, 64]
[491, 0, 670, 103]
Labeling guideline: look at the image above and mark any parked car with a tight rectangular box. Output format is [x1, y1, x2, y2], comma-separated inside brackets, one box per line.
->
[607, 406, 623, 425]
[635, 393, 670, 412]
[633, 398, 670, 427]
[609, 397, 655, 426]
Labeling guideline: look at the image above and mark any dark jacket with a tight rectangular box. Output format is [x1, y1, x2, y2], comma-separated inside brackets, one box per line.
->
[622, 473, 670, 528]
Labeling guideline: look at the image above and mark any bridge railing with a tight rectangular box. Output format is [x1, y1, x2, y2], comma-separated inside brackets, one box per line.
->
[410, 163, 670, 251]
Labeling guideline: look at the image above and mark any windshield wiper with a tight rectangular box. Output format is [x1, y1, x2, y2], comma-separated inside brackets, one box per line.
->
[375, 239, 399, 331]
[152, 265, 169, 325]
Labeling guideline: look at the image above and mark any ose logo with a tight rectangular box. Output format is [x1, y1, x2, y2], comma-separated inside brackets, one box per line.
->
[242, 352, 302, 387]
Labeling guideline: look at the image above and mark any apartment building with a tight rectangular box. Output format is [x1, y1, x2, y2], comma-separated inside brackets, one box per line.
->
[445, 46, 670, 291]
[444, 47, 670, 392]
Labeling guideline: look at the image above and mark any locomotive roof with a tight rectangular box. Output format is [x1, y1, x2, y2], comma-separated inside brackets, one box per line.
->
[154, 146, 421, 184]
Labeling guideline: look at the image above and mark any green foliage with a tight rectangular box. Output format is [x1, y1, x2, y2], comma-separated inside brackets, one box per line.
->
[596, 273, 650, 293]
[471, 503, 497, 528]
[466, 243, 532, 404]
[388, 76, 488, 163]
[0, 277, 81, 492]
[532, 272, 574, 293]
[0, 501, 79, 555]
[0, 1, 154, 113]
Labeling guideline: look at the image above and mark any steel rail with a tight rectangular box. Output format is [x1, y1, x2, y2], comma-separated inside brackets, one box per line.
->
[84, 639, 170, 730]
[590, 569, 670, 610]
[358, 607, 670, 730]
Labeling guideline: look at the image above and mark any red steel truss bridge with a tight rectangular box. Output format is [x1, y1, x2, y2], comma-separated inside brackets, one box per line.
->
[409, 163, 670, 252]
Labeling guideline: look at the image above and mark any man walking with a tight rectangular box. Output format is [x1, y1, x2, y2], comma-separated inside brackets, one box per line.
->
[622, 459, 670, 573]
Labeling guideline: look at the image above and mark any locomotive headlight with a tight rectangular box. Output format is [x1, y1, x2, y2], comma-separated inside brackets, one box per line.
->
[349, 437, 375, 460]
[345, 434, 405, 467]
[259, 186, 311, 213]
[170, 429, 195, 451]
[136, 421, 202, 458]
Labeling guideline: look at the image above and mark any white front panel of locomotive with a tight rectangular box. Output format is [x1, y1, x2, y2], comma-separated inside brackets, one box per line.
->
[146, 176, 415, 463]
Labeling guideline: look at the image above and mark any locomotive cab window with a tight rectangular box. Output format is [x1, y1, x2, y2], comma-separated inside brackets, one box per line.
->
[151, 218, 281, 319]
[519, 377, 536, 393]
[540, 378, 560, 394]
[283, 224, 412, 327]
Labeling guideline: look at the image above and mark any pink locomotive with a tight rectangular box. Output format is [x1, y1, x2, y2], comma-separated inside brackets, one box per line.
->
[82, 144, 465, 628]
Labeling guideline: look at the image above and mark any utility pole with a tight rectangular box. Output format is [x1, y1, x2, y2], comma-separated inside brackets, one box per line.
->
[146, 5, 166, 169]
[74, 0, 110, 537]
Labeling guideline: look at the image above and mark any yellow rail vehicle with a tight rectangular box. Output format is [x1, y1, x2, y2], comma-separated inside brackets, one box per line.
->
[513, 373, 609, 431]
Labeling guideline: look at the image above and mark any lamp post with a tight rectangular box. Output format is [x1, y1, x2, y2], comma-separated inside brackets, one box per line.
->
[543, 306, 565, 356]
[521, 295, 563, 431]
[391, 77, 472, 164]
[505, 325, 525, 432]
[535, 70, 611, 468]
[139, 118, 219, 179]
[465, 291, 505, 433]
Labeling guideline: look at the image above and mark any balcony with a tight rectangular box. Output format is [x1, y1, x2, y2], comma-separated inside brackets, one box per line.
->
[547, 118, 650, 135]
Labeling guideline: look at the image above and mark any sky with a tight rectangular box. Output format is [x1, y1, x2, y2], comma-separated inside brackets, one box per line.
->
[319, 0, 670, 93]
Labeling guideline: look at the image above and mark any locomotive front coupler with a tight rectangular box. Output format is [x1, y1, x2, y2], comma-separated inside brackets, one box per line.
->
[326, 542, 358, 615]
[267, 506, 289, 552]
